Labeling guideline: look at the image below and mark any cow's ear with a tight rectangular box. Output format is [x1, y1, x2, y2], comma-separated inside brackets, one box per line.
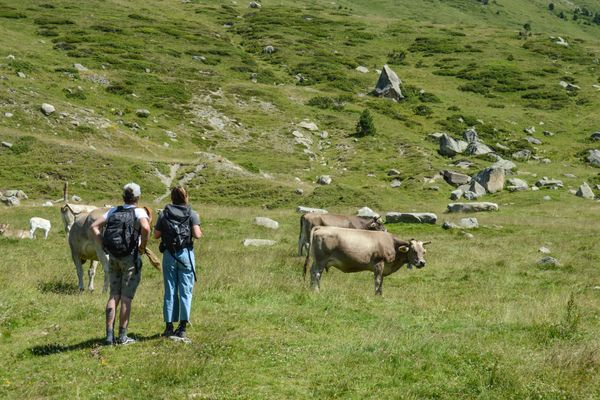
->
[397, 245, 409, 253]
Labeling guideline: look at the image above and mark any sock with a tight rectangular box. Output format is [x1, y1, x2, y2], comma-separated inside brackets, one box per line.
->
[119, 326, 127, 339]
[106, 328, 114, 342]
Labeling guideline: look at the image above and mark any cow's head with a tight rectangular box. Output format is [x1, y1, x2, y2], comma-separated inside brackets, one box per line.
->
[396, 239, 430, 268]
[0, 223, 9, 235]
[367, 216, 386, 232]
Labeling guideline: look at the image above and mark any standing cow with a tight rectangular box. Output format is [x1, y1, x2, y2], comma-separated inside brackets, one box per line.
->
[304, 226, 429, 295]
[298, 213, 385, 256]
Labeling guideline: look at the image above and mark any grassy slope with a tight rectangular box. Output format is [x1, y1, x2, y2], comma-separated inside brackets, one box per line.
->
[1, 0, 600, 398]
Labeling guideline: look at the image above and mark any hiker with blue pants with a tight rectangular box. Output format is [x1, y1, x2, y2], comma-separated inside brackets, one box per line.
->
[154, 186, 202, 339]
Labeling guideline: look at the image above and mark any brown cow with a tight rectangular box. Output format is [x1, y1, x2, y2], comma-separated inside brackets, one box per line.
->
[298, 213, 385, 256]
[303, 226, 429, 295]
[0, 223, 31, 239]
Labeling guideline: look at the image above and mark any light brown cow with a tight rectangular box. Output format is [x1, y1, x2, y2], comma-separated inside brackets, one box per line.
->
[0, 223, 31, 239]
[303, 226, 429, 295]
[60, 203, 98, 235]
[298, 213, 385, 256]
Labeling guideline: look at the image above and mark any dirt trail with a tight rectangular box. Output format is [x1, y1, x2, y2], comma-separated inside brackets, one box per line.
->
[154, 163, 180, 204]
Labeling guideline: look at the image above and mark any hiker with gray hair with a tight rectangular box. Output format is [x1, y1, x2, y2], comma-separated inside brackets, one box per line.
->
[91, 183, 151, 345]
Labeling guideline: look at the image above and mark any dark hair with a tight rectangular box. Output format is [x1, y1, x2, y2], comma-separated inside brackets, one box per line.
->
[123, 187, 139, 205]
[171, 186, 188, 205]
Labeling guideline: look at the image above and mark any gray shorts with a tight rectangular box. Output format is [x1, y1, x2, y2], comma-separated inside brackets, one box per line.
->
[109, 254, 141, 299]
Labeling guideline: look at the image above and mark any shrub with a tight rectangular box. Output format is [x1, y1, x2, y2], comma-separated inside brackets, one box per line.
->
[413, 105, 433, 117]
[10, 136, 36, 155]
[356, 109, 376, 137]
[387, 50, 406, 65]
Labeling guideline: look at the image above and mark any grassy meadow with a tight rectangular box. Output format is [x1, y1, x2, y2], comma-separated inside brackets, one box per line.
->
[1, 0, 600, 398]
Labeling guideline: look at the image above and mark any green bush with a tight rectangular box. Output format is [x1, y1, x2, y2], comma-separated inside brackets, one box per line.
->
[356, 109, 376, 137]
[10, 136, 36, 155]
[413, 105, 433, 117]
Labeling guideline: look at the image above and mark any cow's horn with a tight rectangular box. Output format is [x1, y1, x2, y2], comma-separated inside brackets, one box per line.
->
[422, 240, 432, 245]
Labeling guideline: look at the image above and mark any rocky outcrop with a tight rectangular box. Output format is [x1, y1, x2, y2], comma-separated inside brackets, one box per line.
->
[373, 65, 404, 101]
[473, 167, 505, 193]
[447, 202, 499, 213]
[385, 212, 437, 224]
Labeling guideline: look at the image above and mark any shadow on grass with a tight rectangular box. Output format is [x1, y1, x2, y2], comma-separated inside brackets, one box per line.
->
[28, 334, 161, 356]
[37, 280, 80, 295]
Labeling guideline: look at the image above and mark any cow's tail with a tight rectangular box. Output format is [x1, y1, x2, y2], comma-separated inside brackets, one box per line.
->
[298, 214, 306, 256]
[303, 226, 318, 280]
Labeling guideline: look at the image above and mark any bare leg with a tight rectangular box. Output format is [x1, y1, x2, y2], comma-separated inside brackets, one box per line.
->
[119, 296, 132, 331]
[106, 295, 120, 333]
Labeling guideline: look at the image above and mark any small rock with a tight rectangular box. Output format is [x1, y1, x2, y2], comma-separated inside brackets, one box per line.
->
[73, 63, 88, 71]
[71, 195, 82, 202]
[41, 103, 55, 116]
[460, 217, 478, 229]
[6, 54, 15, 60]
[253, 217, 279, 230]
[538, 256, 560, 267]
[1, 141, 12, 149]
[543, 130, 555, 137]
[507, 178, 528, 192]
[297, 206, 327, 214]
[590, 132, 600, 142]
[320, 131, 328, 139]
[136, 109, 150, 118]
[357, 207, 379, 218]
[538, 247, 551, 254]
[242, 239, 276, 247]
[294, 188, 303, 195]
[355, 66, 369, 73]
[512, 149, 531, 160]
[563, 173, 576, 178]
[450, 189, 463, 200]
[439, 133, 468, 157]
[466, 141, 493, 156]
[462, 232, 474, 239]
[442, 221, 459, 230]
[540, 158, 551, 164]
[524, 126, 536, 134]
[299, 121, 319, 131]
[525, 136, 542, 145]
[4, 112, 13, 118]
[390, 179, 402, 188]
[586, 150, 600, 167]
[576, 182, 595, 199]
[491, 159, 516, 171]
[316, 175, 331, 185]
[249, 1, 261, 8]
[535, 179, 563, 189]
[387, 169, 400, 176]
[263, 45, 275, 54]
[443, 170, 471, 186]
[17, 71, 26, 78]
[0, 196, 19, 207]
[543, 195, 551, 201]
[473, 167, 505, 193]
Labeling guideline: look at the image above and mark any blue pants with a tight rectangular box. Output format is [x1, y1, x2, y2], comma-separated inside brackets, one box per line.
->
[162, 248, 196, 323]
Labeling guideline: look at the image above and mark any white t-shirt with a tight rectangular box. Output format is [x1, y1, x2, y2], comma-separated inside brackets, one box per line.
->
[103, 204, 149, 222]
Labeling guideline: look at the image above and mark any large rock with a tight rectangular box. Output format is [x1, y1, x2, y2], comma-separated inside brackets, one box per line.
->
[373, 65, 404, 101]
[586, 150, 600, 167]
[535, 179, 563, 189]
[385, 212, 437, 224]
[507, 178, 528, 192]
[464, 181, 486, 199]
[443, 170, 471, 186]
[242, 239, 276, 247]
[512, 149, 531, 160]
[473, 167, 505, 193]
[41, 103, 55, 116]
[463, 128, 478, 143]
[576, 182, 595, 199]
[253, 217, 279, 230]
[1, 189, 28, 200]
[357, 207, 379, 218]
[439, 134, 468, 157]
[447, 202, 499, 213]
[390, 179, 402, 188]
[316, 175, 332, 185]
[466, 142, 493, 156]
[491, 159, 516, 172]
[297, 206, 328, 214]
[0, 196, 20, 206]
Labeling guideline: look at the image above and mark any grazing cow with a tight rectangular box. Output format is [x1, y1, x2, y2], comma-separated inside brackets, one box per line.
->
[67, 206, 158, 292]
[29, 217, 51, 239]
[298, 213, 385, 256]
[60, 203, 98, 235]
[303, 226, 429, 295]
[0, 223, 31, 239]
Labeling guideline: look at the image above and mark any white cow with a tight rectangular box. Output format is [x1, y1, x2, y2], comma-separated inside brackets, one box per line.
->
[30, 217, 51, 239]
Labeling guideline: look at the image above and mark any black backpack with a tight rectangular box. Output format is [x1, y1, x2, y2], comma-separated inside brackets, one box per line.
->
[159, 205, 192, 253]
[103, 206, 139, 257]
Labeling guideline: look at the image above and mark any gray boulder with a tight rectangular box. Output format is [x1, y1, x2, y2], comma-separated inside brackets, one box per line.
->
[242, 239, 276, 247]
[357, 207, 379, 218]
[586, 150, 600, 167]
[385, 212, 437, 224]
[590, 132, 600, 141]
[525, 136, 542, 145]
[390, 179, 402, 188]
[443, 170, 471, 186]
[439, 134, 468, 157]
[491, 159, 516, 171]
[538, 256, 560, 267]
[373, 65, 404, 101]
[460, 217, 479, 229]
[41, 103, 55, 116]
[447, 202, 499, 213]
[512, 150, 531, 160]
[297, 206, 327, 214]
[253, 217, 279, 230]
[473, 167, 505, 193]
[535, 179, 563, 189]
[576, 182, 595, 199]
[136, 109, 150, 118]
[316, 175, 332, 185]
[463, 128, 478, 143]
[507, 178, 528, 192]
[0, 196, 19, 207]
[464, 181, 486, 199]
[466, 142, 493, 156]
[1, 190, 28, 200]
[450, 189, 463, 200]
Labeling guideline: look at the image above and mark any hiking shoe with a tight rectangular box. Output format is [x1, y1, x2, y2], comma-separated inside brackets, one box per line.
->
[174, 326, 187, 339]
[118, 335, 137, 345]
[161, 326, 175, 337]
[104, 337, 115, 346]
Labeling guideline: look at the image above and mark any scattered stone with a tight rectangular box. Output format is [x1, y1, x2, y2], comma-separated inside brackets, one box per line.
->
[0, 196, 19, 206]
[525, 136, 542, 145]
[242, 239, 276, 247]
[439, 133, 468, 157]
[543, 195, 552, 201]
[136, 109, 150, 118]
[6, 54, 15, 60]
[357, 207, 379, 218]
[253, 217, 279, 230]
[192, 55, 206, 62]
[512, 149, 531, 160]
[71, 195, 82, 202]
[373, 64, 404, 101]
[473, 167, 505, 193]
[559, 81, 580, 91]
[586, 150, 600, 167]
[538, 256, 560, 267]
[443, 170, 471, 186]
[4, 112, 13, 118]
[494, 143, 510, 151]
[355, 66, 369, 73]
[16, 71, 26, 78]
[447, 202, 498, 213]
[298, 121, 319, 131]
[320, 131, 328, 139]
[73, 63, 88, 71]
[507, 177, 528, 192]
[540, 158, 551, 164]
[297, 206, 327, 214]
[464, 181, 486, 199]
[576, 182, 595, 199]
[466, 141, 493, 156]
[316, 175, 331, 185]
[1, 190, 28, 200]
[428, 132, 445, 142]
[543, 130, 554, 137]
[555, 37, 568, 47]
[387, 169, 400, 176]
[249, 1, 261, 8]
[385, 212, 437, 224]
[165, 130, 177, 140]
[41, 103, 55, 116]
[453, 160, 473, 169]
[294, 188, 303, 195]
[491, 159, 516, 171]
[450, 189, 463, 200]
[441, 221, 458, 230]
[463, 128, 478, 143]
[590, 132, 600, 142]
[263, 45, 275, 54]
[460, 217, 479, 229]
[563, 173, 576, 178]
[1, 141, 12, 149]
[524, 126, 536, 134]
[390, 179, 402, 188]
[535, 179, 563, 189]
[539, 247, 551, 254]
[462, 232, 474, 239]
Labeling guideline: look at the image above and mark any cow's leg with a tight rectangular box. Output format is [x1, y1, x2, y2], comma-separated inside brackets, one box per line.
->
[88, 261, 98, 292]
[310, 261, 325, 292]
[374, 261, 384, 296]
[44, 228, 49, 240]
[29, 227, 35, 239]
[95, 247, 111, 293]
[71, 252, 85, 292]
